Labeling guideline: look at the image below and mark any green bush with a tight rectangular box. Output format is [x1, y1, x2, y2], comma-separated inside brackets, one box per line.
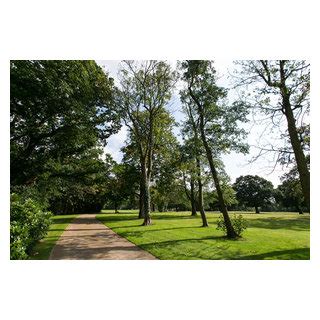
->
[216, 214, 248, 237]
[10, 194, 52, 259]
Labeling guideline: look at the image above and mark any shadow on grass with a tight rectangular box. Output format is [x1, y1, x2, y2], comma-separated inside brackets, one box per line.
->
[238, 247, 310, 260]
[137, 238, 309, 260]
[111, 225, 214, 234]
[136, 236, 242, 260]
[248, 217, 310, 231]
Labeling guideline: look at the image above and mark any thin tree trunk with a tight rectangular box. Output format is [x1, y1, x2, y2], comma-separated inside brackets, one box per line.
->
[254, 206, 260, 214]
[115, 201, 119, 214]
[183, 172, 197, 216]
[199, 114, 238, 238]
[196, 157, 208, 227]
[188, 86, 238, 238]
[201, 132, 237, 237]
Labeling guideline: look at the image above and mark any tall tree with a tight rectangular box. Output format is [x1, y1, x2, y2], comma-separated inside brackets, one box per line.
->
[181, 97, 209, 225]
[117, 61, 176, 225]
[235, 60, 310, 210]
[180, 138, 208, 226]
[180, 60, 248, 238]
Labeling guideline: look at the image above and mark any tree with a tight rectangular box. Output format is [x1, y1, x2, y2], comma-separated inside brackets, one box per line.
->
[179, 138, 209, 226]
[235, 60, 310, 210]
[233, 175, 274, 213]
[180, 98, 209, 225]
[179, 146, 198, 216]
[180, 60, 249, 238]
[10, 60, 120, 186]
[117, 60, 176, 225]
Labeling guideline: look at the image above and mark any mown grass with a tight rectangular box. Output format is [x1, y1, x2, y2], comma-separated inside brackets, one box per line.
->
[29, 214, 77, 260]
[97, 210, 310, 260]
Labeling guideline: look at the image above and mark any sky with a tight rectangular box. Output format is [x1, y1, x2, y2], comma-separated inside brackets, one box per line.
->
[96, 60, 291, 187]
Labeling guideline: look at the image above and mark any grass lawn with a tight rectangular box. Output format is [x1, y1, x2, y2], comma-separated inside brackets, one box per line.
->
[97, 210, 310, 260]
[29, 214, 77, 260]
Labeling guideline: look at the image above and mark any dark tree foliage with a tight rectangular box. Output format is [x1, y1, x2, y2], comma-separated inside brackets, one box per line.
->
[276, 157, 309, 214]
[233, 175, 274, 213]
[10, 60, 120, 215]
[10, 60, 120, 186]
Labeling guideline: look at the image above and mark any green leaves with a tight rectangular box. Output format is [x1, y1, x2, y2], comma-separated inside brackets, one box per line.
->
[10, 194, 53, 259]
[10, 60, 120, 185]
[216, 214, 248, 237]
[233, 175, 274, 210]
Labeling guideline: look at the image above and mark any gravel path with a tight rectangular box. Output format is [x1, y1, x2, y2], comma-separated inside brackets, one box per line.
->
[49, 214, 156, 260]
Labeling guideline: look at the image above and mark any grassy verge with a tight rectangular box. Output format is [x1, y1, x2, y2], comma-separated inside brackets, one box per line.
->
[29, 214, 77, 260]
[97, 210, 310, 260]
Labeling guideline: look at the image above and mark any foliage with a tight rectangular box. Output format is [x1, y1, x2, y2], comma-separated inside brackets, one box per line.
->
[216, 214, 248, 237]
[11, 60, 120, 186]
[10, 194, 52, 259]
[104, 161, 137, 211]
[179, 60, 249, 156]
[233, 175, 274, 213]
[276, 162, 308, 213]
[208, 185, 238, 210]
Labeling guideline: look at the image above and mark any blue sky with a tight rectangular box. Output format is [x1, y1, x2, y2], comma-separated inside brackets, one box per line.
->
[96, 60, 290, 186]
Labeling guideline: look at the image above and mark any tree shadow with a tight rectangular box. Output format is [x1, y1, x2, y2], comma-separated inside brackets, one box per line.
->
[247, 217, 310, 231]
[238, 247, 310, 260]
[137, 236, 243, 260]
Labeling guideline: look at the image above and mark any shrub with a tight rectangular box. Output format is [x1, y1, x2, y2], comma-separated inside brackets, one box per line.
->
[10, 194, 52, 259]
[216, 214, 248, 237]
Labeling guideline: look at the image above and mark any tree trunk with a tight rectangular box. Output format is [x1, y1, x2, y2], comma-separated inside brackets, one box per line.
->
[183, 172, 197, 216]
[190, 177, 198, 216]
[196, 157, 208, 227]
[284, 103, 310, 211]
[280, 61, 310, 211]
[114, 201, 119, 214]
[141, 160, 152, 226]
[255, 206, 260, 214]
[188, 86, 238, 238]
[296, 205, 303, 215]
[199, 114, 238, 238]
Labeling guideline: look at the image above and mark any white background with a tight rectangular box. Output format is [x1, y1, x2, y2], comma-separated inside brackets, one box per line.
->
[0, 1, 319, 319]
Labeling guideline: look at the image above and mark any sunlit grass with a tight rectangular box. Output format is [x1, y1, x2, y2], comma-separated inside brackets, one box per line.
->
[97, 210, 310, 260]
